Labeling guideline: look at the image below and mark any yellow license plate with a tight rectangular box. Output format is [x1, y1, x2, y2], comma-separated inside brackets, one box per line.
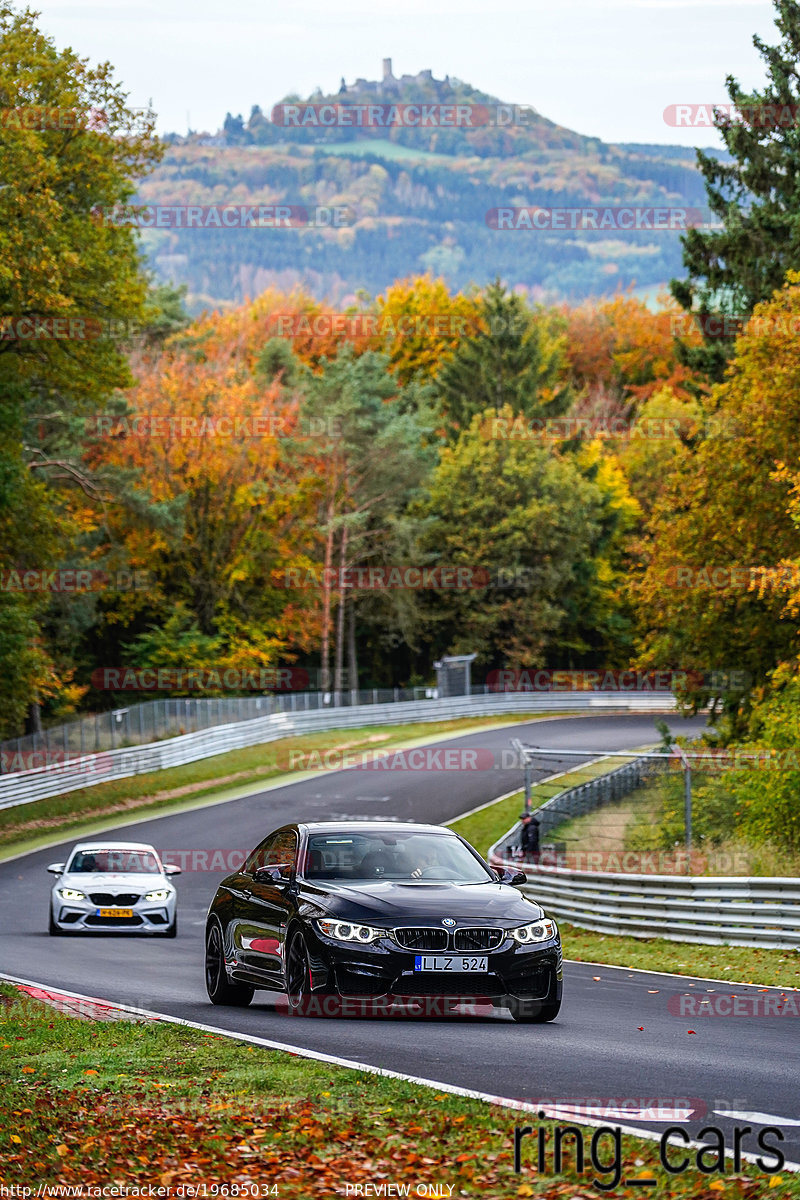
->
[98, 907, 133, 918]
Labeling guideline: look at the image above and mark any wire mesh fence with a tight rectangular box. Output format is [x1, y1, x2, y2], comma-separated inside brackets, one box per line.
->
[492, 753, 670, 865]
[0, 686, 447, 773]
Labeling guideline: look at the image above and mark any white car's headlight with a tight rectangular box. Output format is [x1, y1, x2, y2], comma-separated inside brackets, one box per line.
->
[58, 888, 86, 902]
[510, 918, 557, 944]
[317, 919, 381, 944]
[144, 889, 171, 902]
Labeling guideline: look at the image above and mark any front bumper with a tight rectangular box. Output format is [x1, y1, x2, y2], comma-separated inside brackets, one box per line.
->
[52, 897, 175, 933]
[310, 928, 562, 1001]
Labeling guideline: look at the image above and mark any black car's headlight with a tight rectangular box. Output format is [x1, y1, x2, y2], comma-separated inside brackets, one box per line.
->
[509, 918, 557, 944]
[317, 919, 382, 944]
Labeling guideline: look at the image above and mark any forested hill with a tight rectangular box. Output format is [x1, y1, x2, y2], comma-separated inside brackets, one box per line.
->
[139, 65, 724, 312]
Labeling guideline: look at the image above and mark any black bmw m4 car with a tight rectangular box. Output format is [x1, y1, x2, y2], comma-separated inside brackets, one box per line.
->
[205, 821, 563, 1022]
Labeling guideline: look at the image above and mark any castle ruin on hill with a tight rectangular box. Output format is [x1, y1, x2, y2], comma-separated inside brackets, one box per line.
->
[336, 59, 453, 99]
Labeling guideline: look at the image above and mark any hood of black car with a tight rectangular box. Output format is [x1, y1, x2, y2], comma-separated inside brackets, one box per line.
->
[302, 880, 545, 923]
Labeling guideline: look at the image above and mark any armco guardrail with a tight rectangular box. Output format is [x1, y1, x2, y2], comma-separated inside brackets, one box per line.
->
[488, 760, 800, 950]
[0, 691, 675, 809]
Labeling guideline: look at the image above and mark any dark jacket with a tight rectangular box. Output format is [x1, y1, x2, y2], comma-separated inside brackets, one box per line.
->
[519, 816, 540, 855]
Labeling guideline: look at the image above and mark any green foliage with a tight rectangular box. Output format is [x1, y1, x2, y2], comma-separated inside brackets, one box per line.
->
[413, 404, 630, 665]
[436, 281, 573, 439]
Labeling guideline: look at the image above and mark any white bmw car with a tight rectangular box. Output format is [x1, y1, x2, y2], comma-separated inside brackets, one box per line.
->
[47, 841, 180, 937]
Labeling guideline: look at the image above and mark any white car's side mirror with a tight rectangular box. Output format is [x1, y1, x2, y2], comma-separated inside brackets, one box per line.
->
[163, 863, 181, 875]
[46, 863, 65, 875]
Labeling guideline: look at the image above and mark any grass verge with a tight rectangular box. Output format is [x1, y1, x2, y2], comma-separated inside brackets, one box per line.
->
[0, 714, 547, 861]
[447, 766, 800, 990]
[0, 983, 794, 1198]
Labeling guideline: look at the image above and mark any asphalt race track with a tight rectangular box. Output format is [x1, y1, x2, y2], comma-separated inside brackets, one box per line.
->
[2, 713, 799, 1169]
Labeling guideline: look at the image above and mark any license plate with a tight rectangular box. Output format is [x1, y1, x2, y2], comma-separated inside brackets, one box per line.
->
[414, 955, 488, 972]
[97, 907, 133, 918]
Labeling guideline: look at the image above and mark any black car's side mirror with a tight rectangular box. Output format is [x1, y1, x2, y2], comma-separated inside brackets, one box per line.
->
[496, 867, 527, 885]
[253, 864, 292, 885]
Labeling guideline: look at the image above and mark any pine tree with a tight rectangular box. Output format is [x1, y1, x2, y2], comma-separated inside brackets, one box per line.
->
[672, 0, 800, 379]
[435, 280, 571, 439]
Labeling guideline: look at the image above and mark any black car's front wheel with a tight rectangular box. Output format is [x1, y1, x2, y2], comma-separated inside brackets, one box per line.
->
[508, 980, 562, 1024]
[286, 932, 314, 1016]
[205, 919, 253, 1006]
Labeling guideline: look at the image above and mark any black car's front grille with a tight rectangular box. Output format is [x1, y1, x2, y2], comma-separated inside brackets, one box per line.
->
[454, 928, 503, 952]
[89, 893, 140, 906]
[393, 927, 448, 951]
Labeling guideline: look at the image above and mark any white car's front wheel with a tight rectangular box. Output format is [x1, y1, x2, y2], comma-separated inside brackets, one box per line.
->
[48, 905, 63, 936]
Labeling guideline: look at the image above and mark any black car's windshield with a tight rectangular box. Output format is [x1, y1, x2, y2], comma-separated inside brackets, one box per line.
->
[68, 849, 161, 874]
[304, 832, 492, 883]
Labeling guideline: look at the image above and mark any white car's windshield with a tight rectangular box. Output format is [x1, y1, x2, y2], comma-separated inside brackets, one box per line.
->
[68, 849, 161, 874]
[304, 832, 492, 883]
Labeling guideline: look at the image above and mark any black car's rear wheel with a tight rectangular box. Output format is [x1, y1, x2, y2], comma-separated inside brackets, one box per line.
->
[205, 919, 253, 1006]
[508, 980, 562, 1024]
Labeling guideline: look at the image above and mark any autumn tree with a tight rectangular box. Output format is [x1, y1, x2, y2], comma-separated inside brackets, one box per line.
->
[0, 3, 161, 734]
[374, 275, 481, 386]
[296, 347, 439, 694]
[634, 276, 800, 731]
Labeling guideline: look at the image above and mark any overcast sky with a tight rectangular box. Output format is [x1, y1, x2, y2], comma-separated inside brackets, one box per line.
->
[34, 0, 778, 147]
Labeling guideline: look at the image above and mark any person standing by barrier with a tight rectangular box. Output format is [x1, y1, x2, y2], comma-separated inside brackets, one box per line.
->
[517, 811, 540, 863]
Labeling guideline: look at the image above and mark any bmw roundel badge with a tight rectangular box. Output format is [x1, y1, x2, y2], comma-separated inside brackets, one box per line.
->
[442, 917, 456, 927]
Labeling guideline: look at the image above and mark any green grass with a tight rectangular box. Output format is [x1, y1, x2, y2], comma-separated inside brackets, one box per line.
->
[1, 983, 794, 1197]
[0, 714, 549, 861]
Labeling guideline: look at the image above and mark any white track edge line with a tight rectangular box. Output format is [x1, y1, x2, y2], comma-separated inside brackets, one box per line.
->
[2, 970, 798, 1175]
[561, 958, 800, 993]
